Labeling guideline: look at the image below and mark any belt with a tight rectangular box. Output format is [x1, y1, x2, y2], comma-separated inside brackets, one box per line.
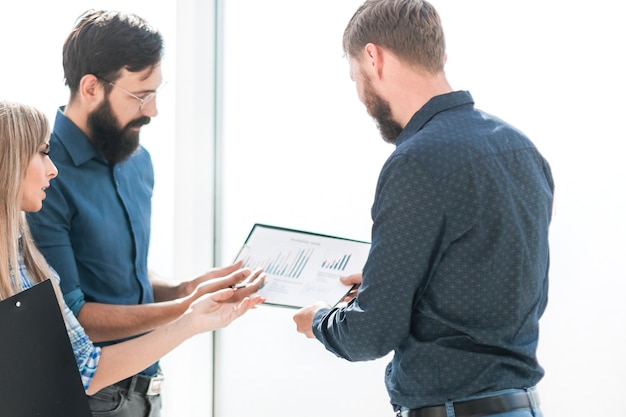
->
[400, 390, 540, 417]
[114, 373, 164, 396]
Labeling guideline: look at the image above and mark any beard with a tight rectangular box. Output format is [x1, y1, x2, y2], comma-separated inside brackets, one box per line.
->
[361, 71, 403, 145]
[87, 99, 151, 164]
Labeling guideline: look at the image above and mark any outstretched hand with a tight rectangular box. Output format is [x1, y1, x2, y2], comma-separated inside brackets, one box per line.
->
[185, 287, 265, 334]
[185, 261, 266, 304]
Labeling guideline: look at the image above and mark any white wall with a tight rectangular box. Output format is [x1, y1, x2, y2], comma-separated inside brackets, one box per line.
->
[214, 1, 393, 416]
[2, 1, 625, 417]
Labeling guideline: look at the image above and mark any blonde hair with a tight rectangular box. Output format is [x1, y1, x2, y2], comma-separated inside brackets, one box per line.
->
[0, 101, 54, 299]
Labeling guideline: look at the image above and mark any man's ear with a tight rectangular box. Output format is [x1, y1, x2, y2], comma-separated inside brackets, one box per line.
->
[79, 74, 104, 108]
[363, 43, 385, 80]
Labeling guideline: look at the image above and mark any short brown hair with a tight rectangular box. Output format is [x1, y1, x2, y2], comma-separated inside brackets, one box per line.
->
[343, 0, 446, 73]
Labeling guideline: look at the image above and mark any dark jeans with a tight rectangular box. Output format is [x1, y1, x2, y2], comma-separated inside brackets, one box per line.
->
[88, 382, 162, 417]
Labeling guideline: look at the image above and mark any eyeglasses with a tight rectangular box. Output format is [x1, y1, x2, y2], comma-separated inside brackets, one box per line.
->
[99, 77, 167, 111]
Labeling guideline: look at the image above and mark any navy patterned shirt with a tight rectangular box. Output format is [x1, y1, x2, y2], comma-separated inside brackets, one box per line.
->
[312, 91, 554, 411]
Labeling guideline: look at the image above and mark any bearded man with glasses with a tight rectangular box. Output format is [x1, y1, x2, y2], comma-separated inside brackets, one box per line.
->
[26, 10, 264, 417]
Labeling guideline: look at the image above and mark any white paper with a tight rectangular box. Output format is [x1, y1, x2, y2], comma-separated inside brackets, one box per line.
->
[234, 224, 371, 309]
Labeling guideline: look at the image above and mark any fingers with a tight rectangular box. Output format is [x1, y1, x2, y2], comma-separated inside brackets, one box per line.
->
[230, 294, 266, 317]
[186, 290, 265, 334]
[225, 267, 254, 286]
[293, 304, 327, 339]
[200, 260, 245, 281]
[235, 268, 265, 289]
[207, 287, 265, 311]
[338, 273, 361, 302]
[209, 287, 239, 303]
[342, 292, 356, 303]
[194, 267, 253, 295]
[339, 272, 362, 286]
[226, 268, 266, 301]
[219, 295, 265, 329]
[187, 266, 266, 315]
[294, 315, 315, 338]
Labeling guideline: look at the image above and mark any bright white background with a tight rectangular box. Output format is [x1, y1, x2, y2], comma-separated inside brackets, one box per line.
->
[2, 1, 625, 417]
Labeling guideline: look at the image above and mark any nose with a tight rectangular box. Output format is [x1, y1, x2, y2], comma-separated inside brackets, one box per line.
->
[46, 157, 58, 179]
[141, 98, 159, 118]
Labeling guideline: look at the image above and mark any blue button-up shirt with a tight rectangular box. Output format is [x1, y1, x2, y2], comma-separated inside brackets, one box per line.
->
[27, 108, 157, 376]
[312, 91, 554, 411]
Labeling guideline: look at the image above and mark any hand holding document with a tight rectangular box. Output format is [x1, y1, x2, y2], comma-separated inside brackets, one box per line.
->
[338, 272, 363, 303]
[233, 224, 371, 309]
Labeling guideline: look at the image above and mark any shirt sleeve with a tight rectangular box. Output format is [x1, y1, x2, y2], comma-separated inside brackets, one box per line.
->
[53, 273, 101, 392]
[63, 301, 101, 391]
[313, 155, 448, 361]
[26, 179, 87, 317]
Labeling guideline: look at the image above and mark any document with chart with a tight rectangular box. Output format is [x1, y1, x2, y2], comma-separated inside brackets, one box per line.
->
[233, 224, 371, 309]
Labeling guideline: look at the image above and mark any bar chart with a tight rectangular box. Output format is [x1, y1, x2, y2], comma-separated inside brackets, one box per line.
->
[320, 253, 352, 271]
[240, 248, 313, 279]
[233, 224, 371, 308]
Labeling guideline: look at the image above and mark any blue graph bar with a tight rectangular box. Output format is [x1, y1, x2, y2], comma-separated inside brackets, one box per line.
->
[242, 248, 313, 279]
[321, 254, 351, 271]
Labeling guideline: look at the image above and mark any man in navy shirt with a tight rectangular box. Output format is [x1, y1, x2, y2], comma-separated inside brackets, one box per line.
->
[27, 10, 263, 417]
[294, 1, 553, 416]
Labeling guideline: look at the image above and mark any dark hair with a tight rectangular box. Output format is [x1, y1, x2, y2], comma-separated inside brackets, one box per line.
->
[63, 10, 164, 94]
[343, 0, 445, 74]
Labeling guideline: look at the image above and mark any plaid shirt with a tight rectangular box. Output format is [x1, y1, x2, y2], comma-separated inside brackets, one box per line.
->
[16, 253, 101, 392]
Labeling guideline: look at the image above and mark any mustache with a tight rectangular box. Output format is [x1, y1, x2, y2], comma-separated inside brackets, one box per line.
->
[126, 116, 151, 130]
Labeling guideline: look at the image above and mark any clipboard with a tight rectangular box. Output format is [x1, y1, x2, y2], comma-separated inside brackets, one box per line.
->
[0, 279, 93, 417]
[233, 224, 371, 309]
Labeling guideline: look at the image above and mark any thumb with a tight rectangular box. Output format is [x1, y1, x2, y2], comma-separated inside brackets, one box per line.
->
[340, 274, 361, 286]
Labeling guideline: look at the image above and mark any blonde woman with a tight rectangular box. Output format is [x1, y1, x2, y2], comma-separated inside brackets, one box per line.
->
[0, 100, 265, 395]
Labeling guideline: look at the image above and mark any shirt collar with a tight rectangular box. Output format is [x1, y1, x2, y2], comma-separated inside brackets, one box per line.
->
[395, 90, 475, 146]
[53, 107, 107, 167]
